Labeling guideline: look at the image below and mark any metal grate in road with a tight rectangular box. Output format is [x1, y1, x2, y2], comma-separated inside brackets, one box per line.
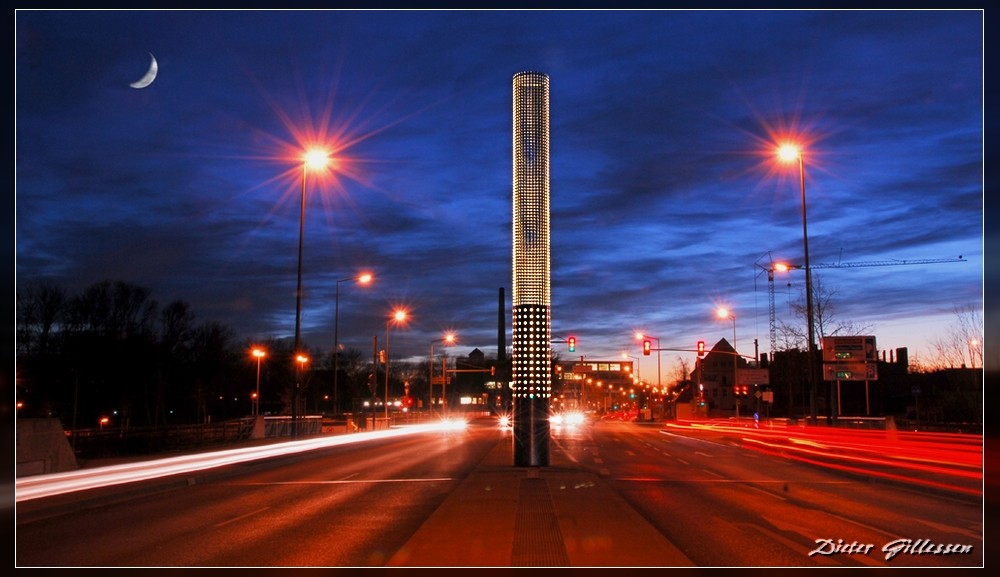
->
[510, 477, 570, 566]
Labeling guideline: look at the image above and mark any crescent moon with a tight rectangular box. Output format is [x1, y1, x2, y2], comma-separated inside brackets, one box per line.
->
[130, 53, 158, 89]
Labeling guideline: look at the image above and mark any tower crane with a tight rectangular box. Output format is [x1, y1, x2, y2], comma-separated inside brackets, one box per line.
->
[755, 254, 967, 356]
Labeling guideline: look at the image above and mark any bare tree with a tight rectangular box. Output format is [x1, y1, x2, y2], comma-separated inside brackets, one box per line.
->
[776, 274, 874, 350]
[16, 280, 66, 356]
[928, 305, 984, 369]
[670, 355, 690, 392]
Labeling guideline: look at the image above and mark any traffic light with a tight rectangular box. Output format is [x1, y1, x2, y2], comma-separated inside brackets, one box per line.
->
[568, 336, 576, 352]
[643, 340, 651, 356]
[378, 350, 386, 363]
[697, 340, 705, 357]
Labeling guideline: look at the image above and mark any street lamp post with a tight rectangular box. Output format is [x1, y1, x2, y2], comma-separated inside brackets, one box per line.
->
[716, 308, 737, 352]
[294, 353, 309, 432]
[385, 309, 408, 423]
[717, 307, 740, 415]
[291, 149, 329, 439]
[779, 144, 817, 423]
[622, 353, 640, 383]
[333, 273, 373, 415]
[252, 348, 266, 416]
[430, 333, 456, 417]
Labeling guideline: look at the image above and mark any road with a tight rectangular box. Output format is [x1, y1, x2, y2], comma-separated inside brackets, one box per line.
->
[15, 417, 983, 567]
[554, 420, 982, 567]
[17, 423, 492, 567]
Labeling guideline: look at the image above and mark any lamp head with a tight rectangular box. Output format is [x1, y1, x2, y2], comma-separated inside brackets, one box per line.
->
[777, 144, 801, 163]
[304, 148, 330, 170]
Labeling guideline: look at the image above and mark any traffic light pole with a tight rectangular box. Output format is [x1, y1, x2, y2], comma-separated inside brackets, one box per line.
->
[646, 347, 755, 360]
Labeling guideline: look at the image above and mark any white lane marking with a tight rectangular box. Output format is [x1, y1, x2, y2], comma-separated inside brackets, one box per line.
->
[743, 483, 787, 501]
[232, 477, 453, 486]
[215, 507, 270, 528]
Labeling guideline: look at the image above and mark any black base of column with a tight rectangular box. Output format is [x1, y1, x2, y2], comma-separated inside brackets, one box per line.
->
[513, 396, 549, 466]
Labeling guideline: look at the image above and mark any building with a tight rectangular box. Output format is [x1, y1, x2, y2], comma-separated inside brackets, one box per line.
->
[690, 338, 751, 412]
[554, 359, 637, 413]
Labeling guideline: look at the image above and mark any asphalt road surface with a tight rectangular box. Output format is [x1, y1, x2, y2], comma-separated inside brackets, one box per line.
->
[15, 418, 983, 567]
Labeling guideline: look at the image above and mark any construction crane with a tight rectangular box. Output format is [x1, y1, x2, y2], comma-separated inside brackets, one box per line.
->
[754, 254, 967, 356]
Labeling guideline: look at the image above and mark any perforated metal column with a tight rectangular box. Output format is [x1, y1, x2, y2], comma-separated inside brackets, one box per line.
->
[512, 71, 551, 467]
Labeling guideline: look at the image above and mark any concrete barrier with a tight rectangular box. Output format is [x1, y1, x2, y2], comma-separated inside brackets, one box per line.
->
[17, 418, 78, 477]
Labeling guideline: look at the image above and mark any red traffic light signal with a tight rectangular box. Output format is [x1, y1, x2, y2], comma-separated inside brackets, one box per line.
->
[697, 340, 705, 357]
[643, 340, 651, 356]
[568, 336, 576, 352]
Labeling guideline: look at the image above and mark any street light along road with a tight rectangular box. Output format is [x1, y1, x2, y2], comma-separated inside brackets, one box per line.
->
[430, 332, 456, 417]
[333, 273, 373, 414]
[251, 348, 266, 417]
[291, 148, 330, 439]
[385, 309, 408, 422]
[716, 307, 736, 352]
[777, 142, 817, 423]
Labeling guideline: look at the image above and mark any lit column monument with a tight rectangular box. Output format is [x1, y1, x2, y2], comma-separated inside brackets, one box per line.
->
[511, 71, 551, 467]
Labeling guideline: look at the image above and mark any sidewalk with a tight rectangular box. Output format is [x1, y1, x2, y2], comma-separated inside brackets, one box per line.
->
[387, 433, 694, 567]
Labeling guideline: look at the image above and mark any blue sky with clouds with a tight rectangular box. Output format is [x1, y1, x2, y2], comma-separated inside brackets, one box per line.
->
[15, 9, 986, 380]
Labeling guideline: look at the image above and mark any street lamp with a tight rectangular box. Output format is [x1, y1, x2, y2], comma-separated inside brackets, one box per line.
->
[716, 308, 739, 407]
[778, 143, 817, 423]
[430, 332, 456, 416]
[622, 352, 640, 382]
[716, 307, 736, 352]
[333, 273, 373, 415]
[291, 148, 330, 439]
[385, 309, 408, 422]
[251, 348, 266, 416]
[295, 354, 310, 419]
[635, 332, 662, 393]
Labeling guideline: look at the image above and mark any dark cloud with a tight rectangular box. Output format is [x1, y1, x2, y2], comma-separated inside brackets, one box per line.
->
[15, 9, 984, 376]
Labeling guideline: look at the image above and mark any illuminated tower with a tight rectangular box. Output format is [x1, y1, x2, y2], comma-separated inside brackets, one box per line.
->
[511, 71, 551, 466]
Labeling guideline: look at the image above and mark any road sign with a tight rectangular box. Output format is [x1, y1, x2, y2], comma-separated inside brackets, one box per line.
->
[823, 362, 878, 381]
[762, 391, 774, 403]
[737, 368, 770, 385]
[822, 336, 877, 362]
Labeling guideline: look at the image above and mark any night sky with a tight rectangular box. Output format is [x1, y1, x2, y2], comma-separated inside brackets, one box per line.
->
[15, 9, 985, 381]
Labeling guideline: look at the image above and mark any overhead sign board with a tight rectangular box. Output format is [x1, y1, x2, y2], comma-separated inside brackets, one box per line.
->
[822, 336, 877, 363]
[823, 362, 878, 381]
[737, 368, 770, 385]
